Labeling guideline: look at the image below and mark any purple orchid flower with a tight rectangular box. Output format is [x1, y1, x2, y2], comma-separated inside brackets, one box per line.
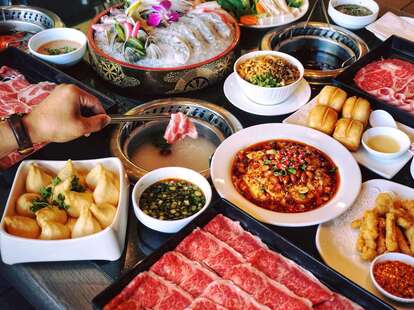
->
[147, 0, 180, 27]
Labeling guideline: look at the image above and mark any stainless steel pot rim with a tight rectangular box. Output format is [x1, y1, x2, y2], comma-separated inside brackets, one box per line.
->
[0, 5, 64, 30]
[260, 21, 369, 83]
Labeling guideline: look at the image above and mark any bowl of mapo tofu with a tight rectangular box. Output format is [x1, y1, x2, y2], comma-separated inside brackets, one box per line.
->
[0, 158, 129, 264]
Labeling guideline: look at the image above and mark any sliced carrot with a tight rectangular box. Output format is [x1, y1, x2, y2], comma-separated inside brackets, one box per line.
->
[240, 15, 257, 25]
[256, 2, 266, 14]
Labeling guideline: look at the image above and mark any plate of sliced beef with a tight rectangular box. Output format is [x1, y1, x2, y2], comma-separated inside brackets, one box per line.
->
[93, 200, 392, 310]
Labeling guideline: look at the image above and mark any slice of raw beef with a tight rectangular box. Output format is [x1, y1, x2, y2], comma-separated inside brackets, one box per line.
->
[203, 214, 267, 258]
[201, 279, 270, 310]
[151, 251, 218, 297]
[104, 271, 193, 310]
[176, 228, 245, 276]
[164, 112, 198, 144]
[354, 58, 414, 113]
[248, 248, 333, 304]
[185, 297, 228, 310]
[314, 293, 364, 310]
[223, 263, 312, 309]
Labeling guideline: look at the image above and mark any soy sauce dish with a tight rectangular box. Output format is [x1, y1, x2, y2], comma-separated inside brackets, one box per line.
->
[328, 0, 379, 30]
[28, 28, 87, 66]
[132, 167, 212, 233]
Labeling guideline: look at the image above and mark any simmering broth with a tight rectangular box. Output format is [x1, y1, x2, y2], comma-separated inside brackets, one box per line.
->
[130, 136, 217, 172]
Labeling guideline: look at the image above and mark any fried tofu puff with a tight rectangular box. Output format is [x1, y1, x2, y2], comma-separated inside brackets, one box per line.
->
[385, 213, 399, 252]
[361, 210, 379, 261]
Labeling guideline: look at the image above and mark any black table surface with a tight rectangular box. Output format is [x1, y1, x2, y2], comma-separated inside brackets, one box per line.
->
[1, 1, 414, 309]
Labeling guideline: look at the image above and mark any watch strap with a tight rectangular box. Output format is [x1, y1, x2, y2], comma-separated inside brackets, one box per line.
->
[6, 114, 34, 155]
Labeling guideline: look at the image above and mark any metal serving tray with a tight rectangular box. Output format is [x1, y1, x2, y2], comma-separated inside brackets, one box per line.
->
[92, 199, 393, 309]
[334, 35, 414, 127]
[0, 47, 117, 112]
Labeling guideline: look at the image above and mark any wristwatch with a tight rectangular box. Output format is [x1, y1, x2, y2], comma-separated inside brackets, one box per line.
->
[5, 113, 34, 155]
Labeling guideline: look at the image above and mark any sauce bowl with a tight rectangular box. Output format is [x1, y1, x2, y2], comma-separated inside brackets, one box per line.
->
[28, 28, 87, 66]
[370, 252, 414, 303]
[362, 127, 411, 160]
[328, 0, 379, 30]
[132, 167, 212, 233]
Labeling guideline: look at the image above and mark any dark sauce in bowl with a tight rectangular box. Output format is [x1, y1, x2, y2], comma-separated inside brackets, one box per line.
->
[335, 4, 373, 16]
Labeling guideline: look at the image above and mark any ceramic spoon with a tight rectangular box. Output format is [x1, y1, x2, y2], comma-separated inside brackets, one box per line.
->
[369, 110, 397, 128]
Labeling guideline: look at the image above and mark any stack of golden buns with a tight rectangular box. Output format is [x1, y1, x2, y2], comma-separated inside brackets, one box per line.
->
[351, 192, 414, 261]
[307, 86, 371, 151]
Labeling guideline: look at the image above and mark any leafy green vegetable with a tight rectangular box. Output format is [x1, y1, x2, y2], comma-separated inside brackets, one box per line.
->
[30, 200, 49, 213]
[248, 73, 282, 88]
[287, 0, 304, 8]
[52, 177, 61, 186]
[287, 167, 297, 174]
[273, 169, 287, 176]
[115, 22, 126, 41]
[39, 186, 52, 200]
[44, 46, 77, 55]
[329, 167, 338, 174]
[218, 0, 251, 18]
[53, 193, 69, 210]
[71, 176, 85, 192]
[300, 163, 307, 171]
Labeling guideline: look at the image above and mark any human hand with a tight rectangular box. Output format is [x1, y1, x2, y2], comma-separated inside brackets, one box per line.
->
[23, 84, 111, 144]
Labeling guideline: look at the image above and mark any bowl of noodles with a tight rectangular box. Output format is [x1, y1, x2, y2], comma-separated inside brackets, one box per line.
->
[234, 51, 304, 105]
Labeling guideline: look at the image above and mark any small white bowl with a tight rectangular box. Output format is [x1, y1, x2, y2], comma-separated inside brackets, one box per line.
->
[328, 0, 379, 30]
[370, 252, 414, 303]
[28, 28, 87, 66]
[0, 158, 129, 265]
[362, 126, 411, 160]
[132, 167, 212, 233]
[234, 51, 304, 105]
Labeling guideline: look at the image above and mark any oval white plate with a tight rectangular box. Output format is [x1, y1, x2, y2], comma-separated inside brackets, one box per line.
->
[240, 0, 309, 29]
[316, 179, 414, 309]
[224, 73, 311, 116]
[211, 123, 362, 227]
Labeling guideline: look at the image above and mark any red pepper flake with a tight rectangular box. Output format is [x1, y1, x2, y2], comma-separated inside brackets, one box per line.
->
[373, 260, 414, 299]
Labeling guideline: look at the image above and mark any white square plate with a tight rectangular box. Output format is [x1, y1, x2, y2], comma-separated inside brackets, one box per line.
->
[0, 158, 129, 265]
[283, 97, 414, 179]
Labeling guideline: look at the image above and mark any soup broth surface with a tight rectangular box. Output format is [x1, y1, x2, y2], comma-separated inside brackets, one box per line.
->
[130, 136, 217, 172]
[37, 40, 81, 55]
[366, 135, 400, 153]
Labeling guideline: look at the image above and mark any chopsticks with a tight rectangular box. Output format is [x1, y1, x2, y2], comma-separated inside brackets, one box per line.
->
[109, 113, 171, 124]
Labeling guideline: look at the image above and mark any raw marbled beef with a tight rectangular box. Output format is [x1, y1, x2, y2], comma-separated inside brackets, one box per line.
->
[354, 58, 414, 113]
[104, 271, 193, 310]
[314, 293, 364, 310]
[176, 228, 244, 276]
[201, 279, 270, 310]
[223, 263, 312, 309]
[203, 214, 267, 258]
[248, 248, 332, 304]
[185, 297, 228, 310]
[151, 251, 218, 297]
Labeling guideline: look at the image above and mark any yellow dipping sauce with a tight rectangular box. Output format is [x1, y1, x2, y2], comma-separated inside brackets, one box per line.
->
[366, 135, 400, 153]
